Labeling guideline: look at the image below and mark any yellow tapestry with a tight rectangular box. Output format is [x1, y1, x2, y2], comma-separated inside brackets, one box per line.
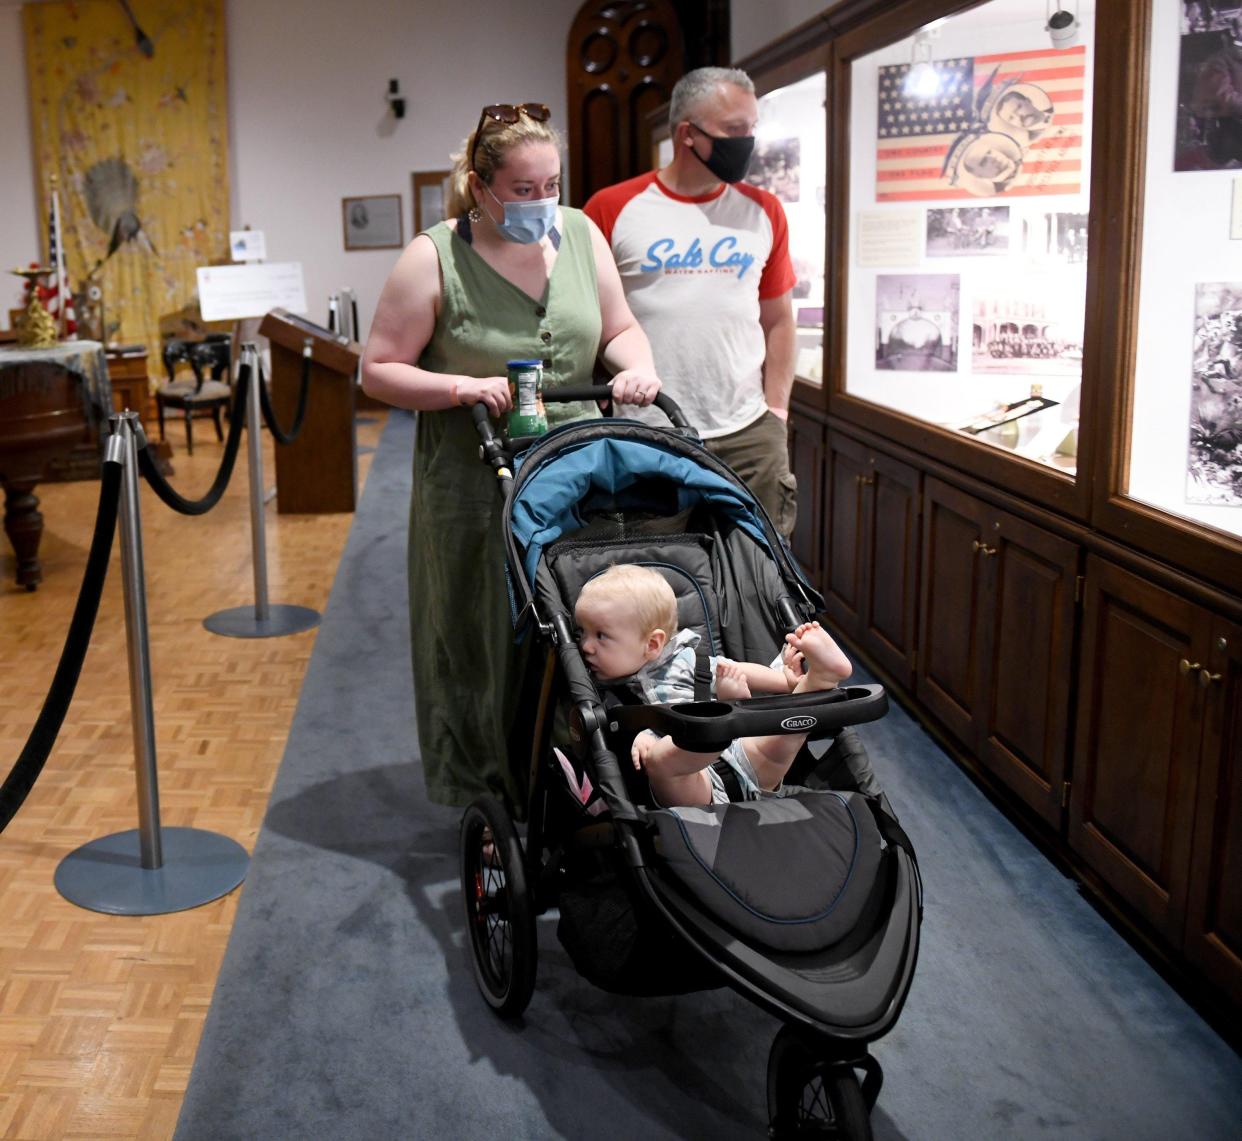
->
[23, 0, 229, 366]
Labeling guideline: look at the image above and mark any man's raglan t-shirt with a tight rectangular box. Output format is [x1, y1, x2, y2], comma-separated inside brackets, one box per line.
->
[584, 171, 796, 439]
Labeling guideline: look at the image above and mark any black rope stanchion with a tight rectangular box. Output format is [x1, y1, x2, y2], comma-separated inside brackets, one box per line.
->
[0, 458, 121, 833]
[203, 342, 320, 639]
[257, 337, 312, 445]
[54, 413, 248, 915]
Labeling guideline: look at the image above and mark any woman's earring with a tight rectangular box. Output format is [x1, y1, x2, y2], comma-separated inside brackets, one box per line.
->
[467, 205, 482, 223]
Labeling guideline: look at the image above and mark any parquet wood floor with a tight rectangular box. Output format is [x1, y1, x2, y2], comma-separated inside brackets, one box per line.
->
[0, 412, 388, 1139]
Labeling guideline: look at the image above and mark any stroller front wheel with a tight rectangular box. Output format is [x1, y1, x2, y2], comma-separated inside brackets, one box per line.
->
[460, 795, 537, 1019]
[767, 1026, 873, 1140]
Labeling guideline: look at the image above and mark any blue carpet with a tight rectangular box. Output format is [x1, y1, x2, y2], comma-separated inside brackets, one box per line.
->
[175, 409, 1242, 1140]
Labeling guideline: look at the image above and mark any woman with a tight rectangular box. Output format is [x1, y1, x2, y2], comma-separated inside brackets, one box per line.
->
[361, 103, 662, 811]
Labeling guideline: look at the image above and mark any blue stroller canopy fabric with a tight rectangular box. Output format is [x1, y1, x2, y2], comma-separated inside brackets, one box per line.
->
[510, 436, 774, 585]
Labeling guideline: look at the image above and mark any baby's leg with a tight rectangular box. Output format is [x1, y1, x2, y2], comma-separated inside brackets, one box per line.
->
[786, 621, 851, 691]
[632, 730, 716, 807]
[715, 661, 752, 701]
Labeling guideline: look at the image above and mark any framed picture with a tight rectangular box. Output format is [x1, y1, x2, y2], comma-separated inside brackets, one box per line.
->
[342, 194, 403, 251]
[412, 170, 452, 234]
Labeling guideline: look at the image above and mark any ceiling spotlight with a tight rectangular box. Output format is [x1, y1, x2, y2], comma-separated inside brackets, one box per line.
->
[904, 32, 940, 98]
[1046, 1, 1079, 48]
[385, 78, 406, 120]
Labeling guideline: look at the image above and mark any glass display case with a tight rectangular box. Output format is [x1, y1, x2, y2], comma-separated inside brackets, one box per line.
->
[1124, 0, 1242, 541]
[749, 71, 828, 385]
[842, 0, 1096, 475]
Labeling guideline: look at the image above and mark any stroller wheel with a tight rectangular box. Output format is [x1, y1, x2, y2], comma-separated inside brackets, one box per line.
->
[460, 795, 537, 1019]
[766, 1026, 872, 1140]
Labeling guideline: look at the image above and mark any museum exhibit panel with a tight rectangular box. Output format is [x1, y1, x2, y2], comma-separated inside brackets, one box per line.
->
[734, 0, 1240, 1019]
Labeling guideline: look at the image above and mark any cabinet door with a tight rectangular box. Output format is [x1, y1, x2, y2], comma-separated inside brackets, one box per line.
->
[864, 451, 920, 690]
[787, 411, 824, 587]
[1070, 556, 1206, 942]
[981, 508, 1078, 826]
[1185, 617, 1242, 1005]
[918, 478, 989, 750]
[823, 432, 869, 641]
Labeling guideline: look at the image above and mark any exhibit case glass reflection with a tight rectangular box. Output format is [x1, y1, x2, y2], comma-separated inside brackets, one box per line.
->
[1125, 0, 1242, 541]
[750, 71, 828, 385]
[842, 0, 1095, 475]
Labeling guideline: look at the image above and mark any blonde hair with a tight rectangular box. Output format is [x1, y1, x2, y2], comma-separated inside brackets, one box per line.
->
[444, 114, 563, 219]
[578, 565, 678, 638]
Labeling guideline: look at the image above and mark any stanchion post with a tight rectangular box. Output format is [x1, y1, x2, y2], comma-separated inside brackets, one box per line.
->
[243, 343, 271, 622]
[113, 413, 163, 869]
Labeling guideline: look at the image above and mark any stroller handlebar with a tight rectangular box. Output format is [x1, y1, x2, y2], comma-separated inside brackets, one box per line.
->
[610, 684, 889, 755]
[541, 384, 694, 432]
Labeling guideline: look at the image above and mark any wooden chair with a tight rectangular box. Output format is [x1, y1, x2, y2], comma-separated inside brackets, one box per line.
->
[156, 335, 232, 455]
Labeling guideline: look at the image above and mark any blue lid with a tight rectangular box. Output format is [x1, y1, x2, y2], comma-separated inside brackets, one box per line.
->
[507, 359, 543, 368]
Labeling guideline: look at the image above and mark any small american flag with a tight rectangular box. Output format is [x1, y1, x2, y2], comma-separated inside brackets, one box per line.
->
[876, 45, 1086, 202]
[46, 186, 77, 339]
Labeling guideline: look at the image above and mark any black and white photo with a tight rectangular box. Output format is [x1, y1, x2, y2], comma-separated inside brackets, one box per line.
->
[1187, 280, 1242, 504]
[926, 206, 1010, 256]
[875, 273, 959, 371]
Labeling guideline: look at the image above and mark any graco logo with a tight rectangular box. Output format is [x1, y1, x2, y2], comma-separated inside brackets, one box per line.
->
[781, 715, 818, 731]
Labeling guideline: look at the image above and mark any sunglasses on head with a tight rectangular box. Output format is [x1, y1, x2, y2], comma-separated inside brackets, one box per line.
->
[469, 103, 552, 174]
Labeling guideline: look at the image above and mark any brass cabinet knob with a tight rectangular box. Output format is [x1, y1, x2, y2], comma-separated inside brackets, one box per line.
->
[1178, 658, 1201, 676]
[1199, 670, 1222, 688]
[972, 540, 998, 557]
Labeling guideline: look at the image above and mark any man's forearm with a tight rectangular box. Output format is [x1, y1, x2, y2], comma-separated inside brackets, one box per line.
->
[762, 316, 797, 415]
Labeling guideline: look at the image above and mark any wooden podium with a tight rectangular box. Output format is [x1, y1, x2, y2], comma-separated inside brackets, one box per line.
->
[258, 308, 362, 514]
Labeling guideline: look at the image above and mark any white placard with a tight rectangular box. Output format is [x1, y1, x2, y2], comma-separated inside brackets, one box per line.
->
[856, 209, 923, 266]
[1232, 179, 1242, 241]
[229, 229, 267, 261]
[197, 262, 307, 321]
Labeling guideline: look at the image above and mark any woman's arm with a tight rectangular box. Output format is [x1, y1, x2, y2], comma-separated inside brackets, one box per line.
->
[360, 234, 511, 416]
[586, 216, 661, 406]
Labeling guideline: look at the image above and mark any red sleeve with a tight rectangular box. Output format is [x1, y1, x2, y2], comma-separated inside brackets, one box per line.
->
[735, 183, 797, 299]
[583, 173, 657, 245]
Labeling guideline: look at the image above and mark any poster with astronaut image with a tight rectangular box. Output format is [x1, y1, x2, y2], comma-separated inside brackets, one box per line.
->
[1187, 281, 1242, 506]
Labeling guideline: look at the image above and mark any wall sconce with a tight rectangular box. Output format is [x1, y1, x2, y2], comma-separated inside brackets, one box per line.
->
[1046, 1, 1080, 48]
[385, 78, 405, 120]
[904, 32, 940, 98]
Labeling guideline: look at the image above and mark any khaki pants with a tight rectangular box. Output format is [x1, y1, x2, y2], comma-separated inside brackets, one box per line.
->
[704, 411, 798, 539]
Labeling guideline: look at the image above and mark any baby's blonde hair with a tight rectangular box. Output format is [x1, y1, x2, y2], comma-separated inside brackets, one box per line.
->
[577, 564, 678, 638]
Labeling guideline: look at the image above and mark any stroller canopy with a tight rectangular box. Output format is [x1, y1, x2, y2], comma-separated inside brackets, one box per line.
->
[508, 431, 775, 586]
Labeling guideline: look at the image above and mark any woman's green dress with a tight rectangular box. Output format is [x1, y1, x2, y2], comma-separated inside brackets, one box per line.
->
[410, 208, 601, 809]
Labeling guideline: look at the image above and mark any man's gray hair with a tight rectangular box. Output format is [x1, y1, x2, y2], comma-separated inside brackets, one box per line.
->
[669, 67, 755, 132]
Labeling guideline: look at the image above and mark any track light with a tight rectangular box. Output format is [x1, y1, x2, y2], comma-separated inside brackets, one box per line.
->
[1046, 1, 1079, 48]
[904, 32, 940, 98]
[385, 78, 406, 120]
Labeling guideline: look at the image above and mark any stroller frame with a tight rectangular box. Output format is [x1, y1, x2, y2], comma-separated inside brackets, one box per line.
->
[459, 388, 923, 1139]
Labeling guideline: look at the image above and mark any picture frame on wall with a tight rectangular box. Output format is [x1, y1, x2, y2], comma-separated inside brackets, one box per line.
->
[412, 170, 452, 235]
[342, 194, 403, 251]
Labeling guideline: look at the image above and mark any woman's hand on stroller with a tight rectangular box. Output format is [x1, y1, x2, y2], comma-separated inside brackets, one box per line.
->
[457, 375, 512, 418]
[609, 369, 662, 407]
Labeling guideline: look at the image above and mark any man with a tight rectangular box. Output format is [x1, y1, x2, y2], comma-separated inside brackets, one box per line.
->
[1193, 14, 1242, 167]
[584, 67, 800, 538]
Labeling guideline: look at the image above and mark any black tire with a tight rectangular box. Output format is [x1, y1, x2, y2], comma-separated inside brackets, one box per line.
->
[460, 794, 537, 1019]
[767, 1026, 873, 1140]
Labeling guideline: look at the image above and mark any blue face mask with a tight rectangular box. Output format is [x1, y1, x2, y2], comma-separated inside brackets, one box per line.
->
[483, 182, 558, 244]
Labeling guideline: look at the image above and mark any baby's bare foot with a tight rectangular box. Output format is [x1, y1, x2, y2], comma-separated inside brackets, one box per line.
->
[786, 621, 851, 690]
[715, 661, 752, 701]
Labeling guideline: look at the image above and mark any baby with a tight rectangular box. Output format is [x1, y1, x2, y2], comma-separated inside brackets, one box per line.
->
[574, 564, 852, 808]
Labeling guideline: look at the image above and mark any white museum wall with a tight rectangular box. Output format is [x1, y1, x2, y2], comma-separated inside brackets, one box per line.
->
[1, 0, 582, 341]
[732, 0, 826, 61]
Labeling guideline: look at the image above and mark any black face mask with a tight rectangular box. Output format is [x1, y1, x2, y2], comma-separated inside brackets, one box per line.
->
[688, 122, 755, 184]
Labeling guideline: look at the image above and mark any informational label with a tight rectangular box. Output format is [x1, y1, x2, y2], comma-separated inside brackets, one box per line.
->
[229, 229, 267, 261]
[856, 209, 923, 266]
[197, 262, 307, 321]
[1232, 178, 1242, 241]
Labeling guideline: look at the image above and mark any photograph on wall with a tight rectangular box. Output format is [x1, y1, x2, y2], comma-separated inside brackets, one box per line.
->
[1186, 281, 1242, 505]
[971, 274, 1085, 375]
[1174, 5, 1242, 171]
[875, 273, 960, 371]
[876, 44, 1086, 202]
[747, 136, 801, 202]
[1021, 211, 1089, 262]
[926, 206, 1010, 255]
[342, 194, 403, 251]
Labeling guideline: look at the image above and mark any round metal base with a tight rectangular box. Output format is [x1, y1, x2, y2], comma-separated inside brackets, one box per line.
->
[55, 827, 248, 915]
[203, 603, 320, 638]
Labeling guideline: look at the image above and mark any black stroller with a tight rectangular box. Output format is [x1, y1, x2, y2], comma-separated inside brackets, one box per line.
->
[459, 387, 922, 1140]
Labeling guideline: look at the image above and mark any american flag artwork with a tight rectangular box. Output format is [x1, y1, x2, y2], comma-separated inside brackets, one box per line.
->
[876, 45, 1087, 202]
